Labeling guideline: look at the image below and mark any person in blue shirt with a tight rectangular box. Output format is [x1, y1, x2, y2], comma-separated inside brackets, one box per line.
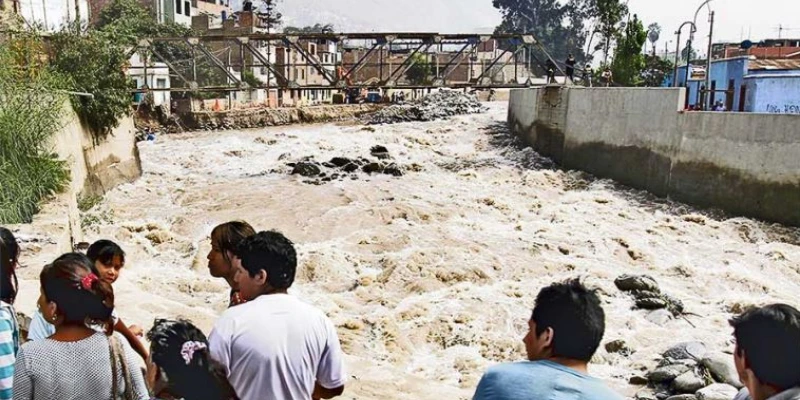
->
[730, 304, 800, 400]
[473, 278, 623, 400]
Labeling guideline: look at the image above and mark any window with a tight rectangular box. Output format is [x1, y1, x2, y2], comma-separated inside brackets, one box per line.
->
[301, 69, 305, 80]
[156, 78, 167, 88]
[261, 67, 268, 75]
[175, 0, 181, 15]
[184, 1, 190, 16]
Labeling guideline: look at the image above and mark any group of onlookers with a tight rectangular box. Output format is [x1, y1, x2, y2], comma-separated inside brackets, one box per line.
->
[2, 223, 800, 400]
[0, 222, 344, 400]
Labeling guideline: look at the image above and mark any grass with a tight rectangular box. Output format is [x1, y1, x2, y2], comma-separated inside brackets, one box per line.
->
[0, 41, 71, 224]
[77, 194, 104, 212]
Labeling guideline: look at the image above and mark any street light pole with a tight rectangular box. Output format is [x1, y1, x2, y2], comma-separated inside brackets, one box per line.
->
[688, 0, 713, 108]
[674, 21, 697, 88]
[674, 30, 682, 87]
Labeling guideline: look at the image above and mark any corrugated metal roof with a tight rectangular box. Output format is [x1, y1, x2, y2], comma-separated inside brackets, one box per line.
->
[749, 58, 800, 70]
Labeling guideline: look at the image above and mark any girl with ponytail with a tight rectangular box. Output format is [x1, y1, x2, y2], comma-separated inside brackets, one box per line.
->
[12, 253, 148, 400]
[146, 319, 238, 400]
[27, 240, 148, 362]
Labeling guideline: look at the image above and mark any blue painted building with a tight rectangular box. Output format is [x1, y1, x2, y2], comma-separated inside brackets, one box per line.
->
[671, 57, 800, 111]
[744, 73, 800, 114]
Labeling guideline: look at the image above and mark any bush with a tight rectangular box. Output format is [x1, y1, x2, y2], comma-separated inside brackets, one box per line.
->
[48, 28, 133, 141]
[0, 37, 71, 223]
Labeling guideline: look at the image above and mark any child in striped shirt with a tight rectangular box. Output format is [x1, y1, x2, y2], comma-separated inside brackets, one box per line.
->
[0, 227, 21, 400]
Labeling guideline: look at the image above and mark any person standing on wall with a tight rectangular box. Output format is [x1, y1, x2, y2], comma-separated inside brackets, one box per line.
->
[545, 59, 557, 84]
[583, 64, 593, 87]
[601, 67, 613, 87]
[565, 54, 576, 84]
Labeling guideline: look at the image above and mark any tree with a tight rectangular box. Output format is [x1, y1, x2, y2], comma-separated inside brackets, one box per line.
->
[405, 53, 432, 85]
[610, 14, 647, 86]
[48, 27, 133, 139]
[640, 53, 673, 87]
[587, 0, 629, 64]
[492, 0, 589, 71]
[98, 0, 229, 90]
[647, 23, 661, 55]
[255, 0, 282, 32]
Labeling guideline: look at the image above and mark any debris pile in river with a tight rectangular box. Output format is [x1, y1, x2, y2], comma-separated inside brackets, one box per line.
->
[368, 90, 486, 124]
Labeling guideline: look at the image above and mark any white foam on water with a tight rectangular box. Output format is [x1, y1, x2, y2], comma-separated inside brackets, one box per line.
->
[19, 103, 800, 398]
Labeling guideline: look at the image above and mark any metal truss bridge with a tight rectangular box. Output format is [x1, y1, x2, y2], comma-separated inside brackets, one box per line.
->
[129, 32, 562, 93]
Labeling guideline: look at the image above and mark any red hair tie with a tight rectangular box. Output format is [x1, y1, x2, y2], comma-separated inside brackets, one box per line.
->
[81, 273, 99, 290]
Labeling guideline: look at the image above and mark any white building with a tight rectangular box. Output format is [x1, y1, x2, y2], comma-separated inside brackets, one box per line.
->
[127, 52, 171, 107]
[146, 0, 196, 27]
[18, 0, 89, 31]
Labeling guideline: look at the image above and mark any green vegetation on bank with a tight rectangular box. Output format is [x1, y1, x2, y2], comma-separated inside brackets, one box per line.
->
[0, 35, 70, 223]
[0, 0, 210, 223]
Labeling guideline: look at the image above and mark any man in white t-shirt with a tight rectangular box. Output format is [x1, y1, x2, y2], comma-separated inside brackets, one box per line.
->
[209, 231, 346, 400]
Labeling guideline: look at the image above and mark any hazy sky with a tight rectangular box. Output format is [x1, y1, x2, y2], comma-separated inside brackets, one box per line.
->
[235, 0, 799, 53]
[628, 0, 800, 54]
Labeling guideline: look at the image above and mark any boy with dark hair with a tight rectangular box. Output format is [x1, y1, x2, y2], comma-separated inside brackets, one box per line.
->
[731, 304, 800, 400]
[209, 230, 345, 400]
[473, 279, 622, 400]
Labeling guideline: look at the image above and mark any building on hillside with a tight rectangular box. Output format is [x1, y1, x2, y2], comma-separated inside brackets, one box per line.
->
[273, 38, 339, 106]
[127, 52, 171, 107]
[674, 56, 800, 112]
[192, 11, 284, 107]
[195, 0, 231, 28]
[139, 0, 196, 26]
[87, 0, 113, 25]
[472, 39, 531, 85]
[16, 0, 89, 31]
[712, 39, 800, 60]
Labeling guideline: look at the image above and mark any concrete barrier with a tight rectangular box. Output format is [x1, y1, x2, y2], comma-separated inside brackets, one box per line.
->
[508, 87, 800, 226]
[28, 105, 143, 248]
[54, 109, 142, 198]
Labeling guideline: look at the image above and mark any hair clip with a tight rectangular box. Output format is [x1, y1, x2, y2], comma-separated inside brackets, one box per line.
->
[81, 273, 99, 290]
[180, 341, 207, 365]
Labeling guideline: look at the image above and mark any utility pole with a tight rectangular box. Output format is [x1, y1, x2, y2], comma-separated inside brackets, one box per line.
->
[704, 11, 715, 110]
[228, 48, 233, 109]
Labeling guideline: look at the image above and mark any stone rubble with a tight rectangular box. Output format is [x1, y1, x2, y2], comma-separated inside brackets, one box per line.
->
[632, 341, 743, 400]
[615, 274, 686, 316]
[367, 90, 487, 125]
[285, 145, 419, 185]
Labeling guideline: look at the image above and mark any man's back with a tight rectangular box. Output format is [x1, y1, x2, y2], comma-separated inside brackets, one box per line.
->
[473, 360, 622, 400]
[209, 294, 345, 400]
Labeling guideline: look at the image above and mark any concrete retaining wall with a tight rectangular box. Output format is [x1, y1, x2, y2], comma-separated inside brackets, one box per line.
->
[53, 108, 142, 198]
[508, 87, 800, 226]
[27, 105, 143, 248]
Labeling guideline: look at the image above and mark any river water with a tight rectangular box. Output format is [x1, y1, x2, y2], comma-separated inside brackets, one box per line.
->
[19, 103, 800, 399]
